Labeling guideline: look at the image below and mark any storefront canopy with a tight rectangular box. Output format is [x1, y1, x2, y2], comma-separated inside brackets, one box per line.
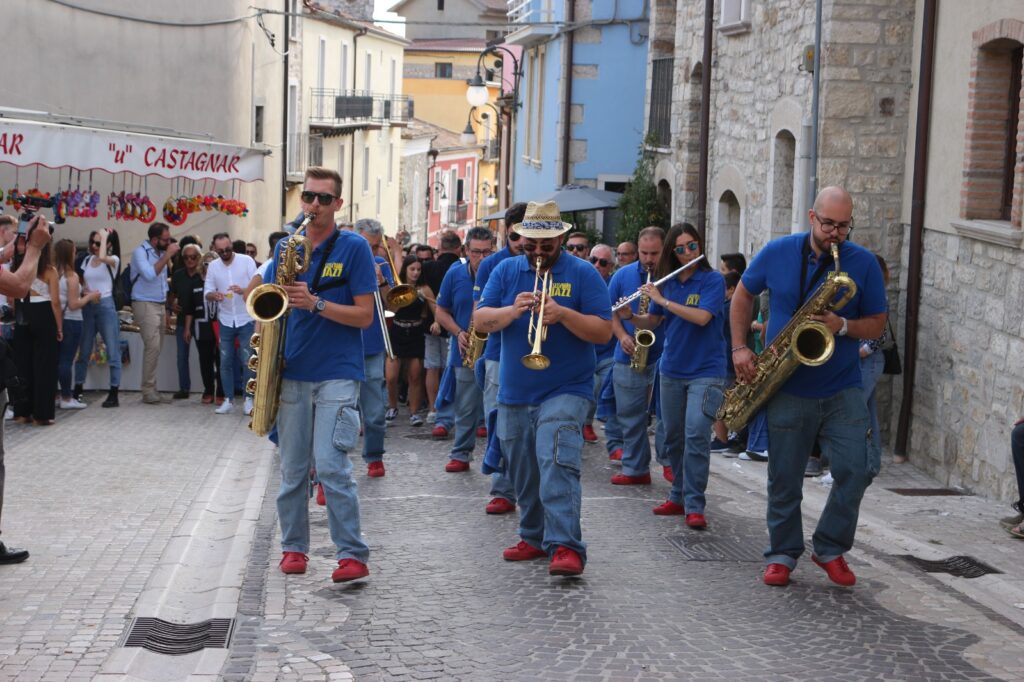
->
[0, 116, 266, 182]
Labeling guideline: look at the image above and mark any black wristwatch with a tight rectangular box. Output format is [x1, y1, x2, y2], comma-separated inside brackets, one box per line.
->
[314, 298, 327, 314]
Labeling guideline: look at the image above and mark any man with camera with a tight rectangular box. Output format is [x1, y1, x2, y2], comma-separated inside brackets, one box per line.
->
[0, 214, 53, 563]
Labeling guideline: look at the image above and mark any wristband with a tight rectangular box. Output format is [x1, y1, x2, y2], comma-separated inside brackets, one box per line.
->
[838, 318, 848, 337]
[731, 345, 748, 354]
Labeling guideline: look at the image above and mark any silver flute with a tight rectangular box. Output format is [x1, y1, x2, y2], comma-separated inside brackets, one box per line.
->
[610, 255, 707, 312]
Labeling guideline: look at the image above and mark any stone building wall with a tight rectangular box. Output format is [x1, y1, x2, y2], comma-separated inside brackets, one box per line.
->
[398, 147, 431, 242]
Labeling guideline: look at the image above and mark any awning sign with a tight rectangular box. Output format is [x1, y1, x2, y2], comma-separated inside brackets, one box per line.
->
[0, 118, 265, 182]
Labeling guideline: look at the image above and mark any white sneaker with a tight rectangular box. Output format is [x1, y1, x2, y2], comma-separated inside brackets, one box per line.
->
[4, 407, 13, 421]
[426, 411, 437, 424]
[59, 398, 87, 410]
[243, 397, 253, 416]
[215, 400, 234, 415]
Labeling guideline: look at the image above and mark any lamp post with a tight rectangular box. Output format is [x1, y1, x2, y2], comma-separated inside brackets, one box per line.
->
[466, 45, 523, 210]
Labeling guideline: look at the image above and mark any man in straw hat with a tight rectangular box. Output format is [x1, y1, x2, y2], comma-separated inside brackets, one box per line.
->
[475, 201, 613, 577]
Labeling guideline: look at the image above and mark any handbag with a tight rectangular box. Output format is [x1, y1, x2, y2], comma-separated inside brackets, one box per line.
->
[882, 319, 901, 375]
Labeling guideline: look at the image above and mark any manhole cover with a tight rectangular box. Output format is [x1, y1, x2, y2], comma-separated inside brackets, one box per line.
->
[898, 555, 1002, 578]
[665, 533, 763, 562]
[121, 617, 234, 655]
[886, 488, 966, 496]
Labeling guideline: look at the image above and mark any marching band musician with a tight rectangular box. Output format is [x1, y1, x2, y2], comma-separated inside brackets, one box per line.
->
[472, 202, 527, 515]
[476, 201, 612, 577]
[269, 167, 377, 584]
[434, 227, 494, 473]
[731, 186, 886, 588]
[626, 224, 727, 530]
[606, 226, 670, 485]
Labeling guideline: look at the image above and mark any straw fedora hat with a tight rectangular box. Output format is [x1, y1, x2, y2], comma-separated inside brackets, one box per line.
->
[510, 201, 573, 239]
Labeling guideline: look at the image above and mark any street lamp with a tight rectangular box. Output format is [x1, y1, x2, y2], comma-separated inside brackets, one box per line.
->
[465, 45, 522, 110]
[465, 45, 523, 210]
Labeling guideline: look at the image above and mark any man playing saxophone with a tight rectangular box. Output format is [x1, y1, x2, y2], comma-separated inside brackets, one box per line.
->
[434, 227, 494, 473]
[731, 186, 887, 588]
[268, 166, 377, 584]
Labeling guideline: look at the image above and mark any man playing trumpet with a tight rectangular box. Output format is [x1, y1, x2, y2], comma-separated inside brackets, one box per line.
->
[475, 201, 612, 577]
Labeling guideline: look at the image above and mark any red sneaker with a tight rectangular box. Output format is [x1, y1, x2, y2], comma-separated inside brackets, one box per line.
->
[610, 472, 651, 485]
[763, 563, 791, 586]
[548, 546, 584, 576]
[485, 497, 516, 514]
[315, 483, 326, 506]
[685, 513, 708, 529]
[662, 466, 674, 482]
[367, 461, 385, 478]
[503, 540, 546, 561]
[332, 558, 369, 583]
[201, 394, 214, 405]
[812, 554, 856, 586]
[582, 424, 598, 443]
[608, 448, 623, 463]
[279, 552, 308, 574]
[652, 500, 685, 516]
[432, 425, 450, 439]
[476, 425, 487, 438]
[445, 459, 470, 473]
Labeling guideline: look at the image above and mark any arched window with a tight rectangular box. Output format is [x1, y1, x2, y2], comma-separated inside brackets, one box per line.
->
[717, 190, 741, 255]
[771, 130, 796, 239]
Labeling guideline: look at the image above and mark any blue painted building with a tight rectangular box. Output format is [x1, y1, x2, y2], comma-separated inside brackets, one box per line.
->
[506, 0, 649, 228]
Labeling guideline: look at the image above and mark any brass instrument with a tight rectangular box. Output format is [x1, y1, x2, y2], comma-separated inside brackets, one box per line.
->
[379, 242, 417, 309]
[522, 257, 551, 370]
[462, 322, 487, 368]
[629, 267, 656, 372]
[611, 255, 706, 311]
[374, 289, 395, 360]
[245, 213, 314, 436]
[717, 243, 857, 432]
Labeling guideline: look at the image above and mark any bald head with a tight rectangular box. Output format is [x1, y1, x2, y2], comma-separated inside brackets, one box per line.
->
[812, 186, 853, 215]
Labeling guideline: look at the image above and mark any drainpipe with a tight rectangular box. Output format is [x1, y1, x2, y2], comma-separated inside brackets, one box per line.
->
[561, 0, 576, 187]
[806, 0, 823, 205]
[794, 117, 813, 229]
[350, 27, 368, 223]
[895, 0, 937, 456]
[695, 0, 713, 241]
[280, 0, 290, 222]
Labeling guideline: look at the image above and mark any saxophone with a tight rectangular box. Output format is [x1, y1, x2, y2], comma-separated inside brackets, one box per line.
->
[244, 213, 314, 436]
[462, 322, 488, 368]
[717, 243, 857, 432]
[629, 267, 656, 372]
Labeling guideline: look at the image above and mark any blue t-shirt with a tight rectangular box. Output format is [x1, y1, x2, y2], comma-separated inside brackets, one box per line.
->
[595, 275, 617, 363]
[437, 260, 477, 367]
[741, 232, 887, 398]
[608, 261, 666, 366]
[361, 256, 394, 357]
[263, 229, 377, 382]
[474, 246, 515, 363]
[649, 268, 727, 380]
[479, 253, 612, 405]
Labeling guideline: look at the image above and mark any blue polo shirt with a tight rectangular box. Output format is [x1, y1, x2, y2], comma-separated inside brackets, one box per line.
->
[264, 229, 377, 382]
[361, 256, 394, 357]
[608, 261, 666, 366]
[438, 260, 477, 367]
[595, 274, 617, 363]
[479, 253, 611, 405]
[649, 268, 727, 380]
[742, 232, 887, 398]
[473, 246, 516, 363]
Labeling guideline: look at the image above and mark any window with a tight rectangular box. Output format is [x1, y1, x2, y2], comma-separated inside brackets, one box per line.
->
[437, 0, 444, 9]
[288, 0, 300, 39]
[364, 51, 372, 92]
[719, 0, 751, 35]
[309, 135, 323, 167]
[432, 168, 442, 212]
[287, 82, 299, 173]
[534, 47, 546, 162]
[387, 142, 394, 183]
[338, 143, 346, 187]
[316, 37, 326, 117]
[648, 58, 674, 147]
[340, 43, 348, 91]
[771, 130, 797, 238]
[254, 105, 264, 143]
[362, 147, 370, 193]
[390, 58, 397, 95]
[435, 63, 453, 79]
[376, 178, 382, 217]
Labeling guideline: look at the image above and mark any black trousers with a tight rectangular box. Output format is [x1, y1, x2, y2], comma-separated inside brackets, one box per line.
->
[196, 336, 224, 398]
[13, 302, 59, 421]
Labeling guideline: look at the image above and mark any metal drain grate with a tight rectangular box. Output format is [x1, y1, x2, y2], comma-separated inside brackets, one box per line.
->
[665, 534, 764, 562]
[121, 617, 234, 655]
[898, 555, 1002, 579]
[886, 488, 965, 496]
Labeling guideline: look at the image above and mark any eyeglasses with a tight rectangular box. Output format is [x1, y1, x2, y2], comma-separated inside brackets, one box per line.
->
[468, 248, 492, 257]
[674, 242, 700, 255]
[566, 243, 588, 252]
[616, 251, 635, 258]
[183, 255, 199, 261]
[90, 241, 101, 247]
[300, 190, 336, 205]
[815, 215, 855, 234]
[589, 256, 610, 267]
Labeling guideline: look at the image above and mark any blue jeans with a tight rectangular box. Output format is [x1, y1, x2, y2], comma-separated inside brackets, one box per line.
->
[75, 296, 122, 388]
[765, 388, 880, 569]
[176, 324, 191, 392]
[613, 362, 657, 477]
[276, 378, 368, 562]
[451, 366, 483, 462]
[860, 351, 885, 452]
[58, 319, 83, 399]
[1012, 423, 1024, 507]
[497, 394, 590, 561]
[661, 376, 725, 514]
[359, 353, 386, 463]
[747, 409, 769, 452]
[484, 360, 515, 502]
[587, 357, 614, 424]
[219, 321, 254, 400]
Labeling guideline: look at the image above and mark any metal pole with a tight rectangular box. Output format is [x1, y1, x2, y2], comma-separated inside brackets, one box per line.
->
[695, 0, 713, 241]
[807, 0, 823, 207]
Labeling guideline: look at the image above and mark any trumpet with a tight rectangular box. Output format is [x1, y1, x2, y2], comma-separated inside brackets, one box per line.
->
[379, 242, 417, 309]
[611, 255, 706, 312]
[522, 257, 550, 370]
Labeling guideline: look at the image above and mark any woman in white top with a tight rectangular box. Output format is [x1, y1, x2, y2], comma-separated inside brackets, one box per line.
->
[55, 240, 100, 409]
[11, 238, 61, 425]
[74, 229, 123, 408]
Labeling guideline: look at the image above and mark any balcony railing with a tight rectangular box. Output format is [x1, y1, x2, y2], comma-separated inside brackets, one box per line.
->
[310, 89, 413, 128]
[508, 0, 554, 24]
[446, 203, 469, 225]
[648, 58, 674, 148]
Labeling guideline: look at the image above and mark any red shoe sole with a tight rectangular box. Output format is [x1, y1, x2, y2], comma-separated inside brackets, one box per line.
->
[332, 567, 369, 583]
[610, 474, 652, 485]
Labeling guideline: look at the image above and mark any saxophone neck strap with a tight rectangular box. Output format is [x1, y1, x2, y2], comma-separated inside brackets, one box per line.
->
[309, 229, 342, 295]
[797, 235, 834, 313]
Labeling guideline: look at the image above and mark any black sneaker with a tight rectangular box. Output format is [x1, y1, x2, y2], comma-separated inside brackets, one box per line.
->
[709, 438, 731, 454]
[0, 541, 29, 564]
[804, 457, 823, 477]
[172, 390, 190, 400]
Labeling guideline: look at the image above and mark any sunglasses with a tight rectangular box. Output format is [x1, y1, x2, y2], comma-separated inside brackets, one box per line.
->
[300, 190, 336, 205]
[566, 243, 588, 252]
[215, 248, 233, 256]
[184, 254, 199, 261]
[589, 256, 610, 267]
[507, 232, 521, 241]
[90, 241, 101, 247]
[674, 242, 700, 255]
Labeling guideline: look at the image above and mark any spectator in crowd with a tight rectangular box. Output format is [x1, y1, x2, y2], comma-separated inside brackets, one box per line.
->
[565, 232, 590, 259]
[55, 239, 98, 410]
[196, 251, 225, 404]
[415, 244, 435, 263]
[131, 223, 179, 404]
[616, 241, 638, 266]
[386, 255, 430, 423]
[245, 242, 259, 263]
[11, 236, 61, 425]
[589, 244, 615, 279]
[169, 244, 204, 399]
[204, 233, 257, 415]
[420, 231, 461, 437]
[76, 228, 124, 408]
[232, 239, 247, 255]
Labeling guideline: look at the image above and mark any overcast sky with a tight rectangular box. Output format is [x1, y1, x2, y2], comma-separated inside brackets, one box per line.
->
[373, 0, 405, 37]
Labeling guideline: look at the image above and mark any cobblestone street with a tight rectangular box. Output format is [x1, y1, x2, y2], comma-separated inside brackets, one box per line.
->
[1, 396, 1024, 681]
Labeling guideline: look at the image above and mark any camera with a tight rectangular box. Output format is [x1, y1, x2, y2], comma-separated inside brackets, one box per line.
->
[15, 195, 56, 236]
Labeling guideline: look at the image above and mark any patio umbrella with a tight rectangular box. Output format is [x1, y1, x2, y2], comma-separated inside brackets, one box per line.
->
[480, 209, 507, 221]
[537, 184, 623, 212]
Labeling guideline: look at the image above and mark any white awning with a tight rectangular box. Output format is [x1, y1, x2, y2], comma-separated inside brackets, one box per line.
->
[0, 117, 266, 182]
